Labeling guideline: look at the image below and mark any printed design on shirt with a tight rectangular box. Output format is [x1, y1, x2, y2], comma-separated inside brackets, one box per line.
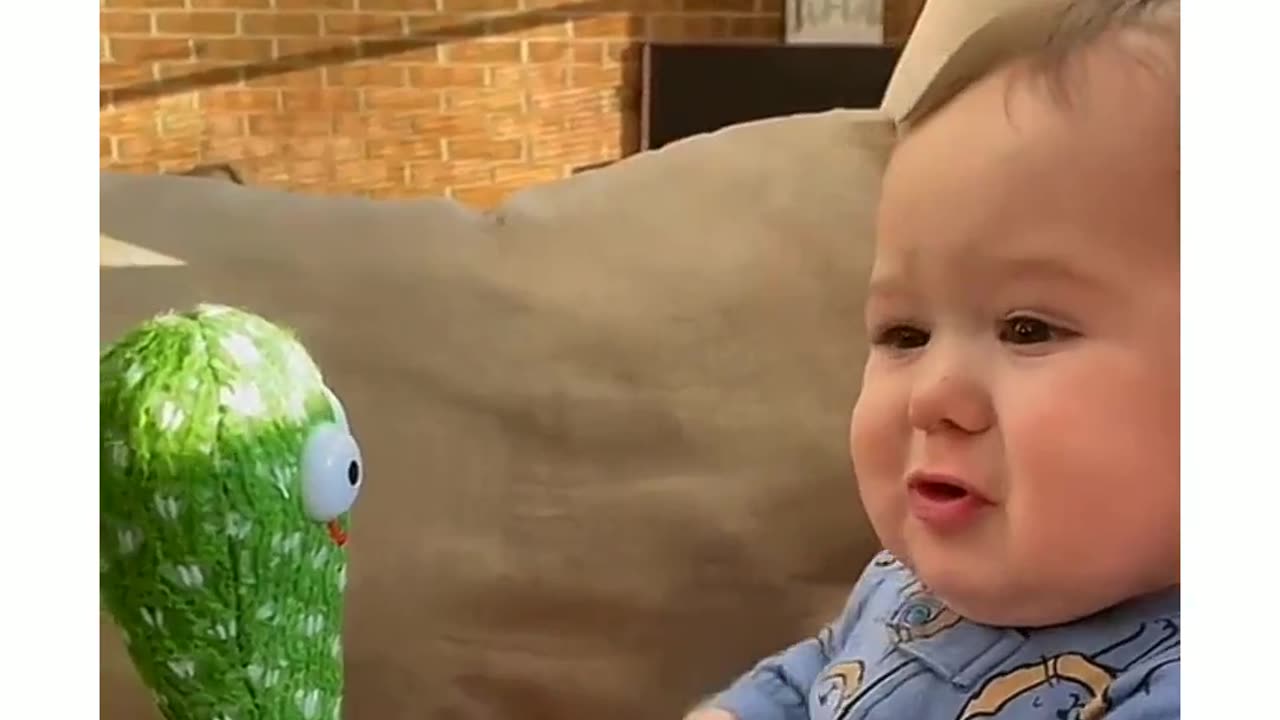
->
[872, 553, 901, 569]
[887, 591, 962, 644]
[955, 617, 1179, 720]
[812, 660, 865, 719]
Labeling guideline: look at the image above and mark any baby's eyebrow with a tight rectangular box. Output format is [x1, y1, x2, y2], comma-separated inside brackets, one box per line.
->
[865, 255, 1110, 299]
[987, 255, 1108, 290]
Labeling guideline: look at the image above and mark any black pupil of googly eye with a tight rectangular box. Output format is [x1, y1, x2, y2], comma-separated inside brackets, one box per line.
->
[346, 460, 360, 486]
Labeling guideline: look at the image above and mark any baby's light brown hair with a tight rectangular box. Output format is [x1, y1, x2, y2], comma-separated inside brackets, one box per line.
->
[900, 0, 1179, 131]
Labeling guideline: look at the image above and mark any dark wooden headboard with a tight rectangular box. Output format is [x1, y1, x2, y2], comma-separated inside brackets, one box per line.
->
[639, 42, 901, 152]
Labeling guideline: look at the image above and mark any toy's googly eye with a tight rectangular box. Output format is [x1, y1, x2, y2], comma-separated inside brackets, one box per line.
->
[300, 424, 362, 522]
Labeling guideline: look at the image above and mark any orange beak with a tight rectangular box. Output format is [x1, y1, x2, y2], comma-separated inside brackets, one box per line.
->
[327, 519, 348, 547]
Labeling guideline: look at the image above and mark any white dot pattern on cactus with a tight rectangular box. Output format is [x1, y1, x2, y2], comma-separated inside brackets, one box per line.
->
[225, 513, 252, 540]
[140, 607, 164, 630]
[302, 614, 324, 637]
[157, 400, 185, 432]
[124, 363, 145, 387]
[296, 688, 323, 718]
[174, 564, 205, 588]
[154, 495, 180, 521]
[167, 658, 196, 679]
[220, 381, 266, 417]
[256, 603, 276, 622]
[220, 332, 262, 367]
[109, 440, 129, 468]
[117, 528, 141, 554]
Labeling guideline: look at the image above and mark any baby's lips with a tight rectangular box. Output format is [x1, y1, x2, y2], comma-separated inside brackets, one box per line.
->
[327, 519, 348, 547]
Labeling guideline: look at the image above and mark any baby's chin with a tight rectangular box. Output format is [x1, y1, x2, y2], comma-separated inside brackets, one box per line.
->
[900, 554, 1130, 628]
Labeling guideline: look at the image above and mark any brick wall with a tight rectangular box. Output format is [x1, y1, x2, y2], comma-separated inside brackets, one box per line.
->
[100, 1, 924, 208]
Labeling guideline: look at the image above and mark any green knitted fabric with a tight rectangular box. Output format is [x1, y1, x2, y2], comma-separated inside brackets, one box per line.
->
[100, 304, 360, 720]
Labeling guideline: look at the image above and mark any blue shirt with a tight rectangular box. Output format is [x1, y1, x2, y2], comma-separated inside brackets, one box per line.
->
[709, 552, 1179, 720]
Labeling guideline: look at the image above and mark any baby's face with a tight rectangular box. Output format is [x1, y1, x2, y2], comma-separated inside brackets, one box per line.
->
[852, 47, 1179, 626]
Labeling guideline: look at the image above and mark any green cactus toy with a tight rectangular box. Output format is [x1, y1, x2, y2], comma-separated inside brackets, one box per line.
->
[100, 304, 363, 720]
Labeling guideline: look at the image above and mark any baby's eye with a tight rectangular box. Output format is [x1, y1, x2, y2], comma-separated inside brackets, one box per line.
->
[998, 316, 1075, 345]
[872, 325, 930, 350]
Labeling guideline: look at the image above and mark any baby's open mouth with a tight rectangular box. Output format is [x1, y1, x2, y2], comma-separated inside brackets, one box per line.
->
[913, 479, 970, 501]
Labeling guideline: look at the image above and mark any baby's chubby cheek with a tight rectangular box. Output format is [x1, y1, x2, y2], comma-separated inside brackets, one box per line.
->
[848, 382, 910, 542]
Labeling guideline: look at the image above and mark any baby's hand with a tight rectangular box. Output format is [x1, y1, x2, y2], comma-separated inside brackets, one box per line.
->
[683, 709, 737, 720]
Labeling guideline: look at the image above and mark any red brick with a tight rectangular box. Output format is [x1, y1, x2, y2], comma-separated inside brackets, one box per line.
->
[276, 0, 354, 7]
[410, 112, 486, 137]
[107, 160, 163, 174]
[358, 0, 436, 9]
[247, 113, 333, 135]
[201, 114, 248, 136]
[605, 41, 634, 63]
[100, 110, 159, 135]
[103, 0, 183, 8]
[334, 111, 417, 139]
[244, 67, 325, 89]
[405, 65, 487, 88]
[575, 42, 608, 64]
[154, 11, 238, 34]
[322, 13, 405, 36]
[242, 13, 322, 35]
[393, 47, 441, 64]
[100, 11, 152, 33]
[442, 87, 524, 113]
[571, 15, 636, 39]
[526, 40, 571, 63]
[193, 38, 273, 60]
[501, 22, 571, 40]
[117, 136, 199, 162]
[685, 0, 754, 11]
[282, 89, 362, 110]
[362, 88, 441, 110]
[200, 88, 282, 111]
[188, 0, 272, 7]
[730, 15, 781, 40]
[110, 38, 193, 62]
[444, 40, 520, 63]
[279, 137, 364, 160]
[492, 164, 564, 185]
[451, 183, 516, 209]
[491, 65, 568, 91]
[100, 63, 156, 87]
[440, 0, 519, 10]
[276, 37, 363, 60]
[366, 138, 444, 161]
[406, 161, 491, 188]
[682, 14, 735, 39]
[155, 60, 243, 82]
[531, 135, 602, 164]
[325, 63, 406, 87]
[331, 160, 402, 185]
[446, 137, 524, 162]
[570, 64, 624, 88]
[404, 14, 487, 38]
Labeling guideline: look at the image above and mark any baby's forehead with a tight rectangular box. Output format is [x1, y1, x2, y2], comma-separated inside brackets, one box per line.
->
[875, 57, 1176, 274]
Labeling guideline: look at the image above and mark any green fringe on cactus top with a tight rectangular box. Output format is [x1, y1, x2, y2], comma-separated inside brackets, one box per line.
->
[100, 304, 364, 720]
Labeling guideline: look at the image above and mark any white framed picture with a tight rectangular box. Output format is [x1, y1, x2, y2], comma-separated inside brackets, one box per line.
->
[786, 0, 885, 45]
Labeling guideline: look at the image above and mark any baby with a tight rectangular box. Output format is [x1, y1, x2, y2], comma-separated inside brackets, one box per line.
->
[688, 1, 1180, 718]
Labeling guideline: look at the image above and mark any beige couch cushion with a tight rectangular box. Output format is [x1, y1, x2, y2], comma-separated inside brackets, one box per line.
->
[101, 110, 893, 719]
